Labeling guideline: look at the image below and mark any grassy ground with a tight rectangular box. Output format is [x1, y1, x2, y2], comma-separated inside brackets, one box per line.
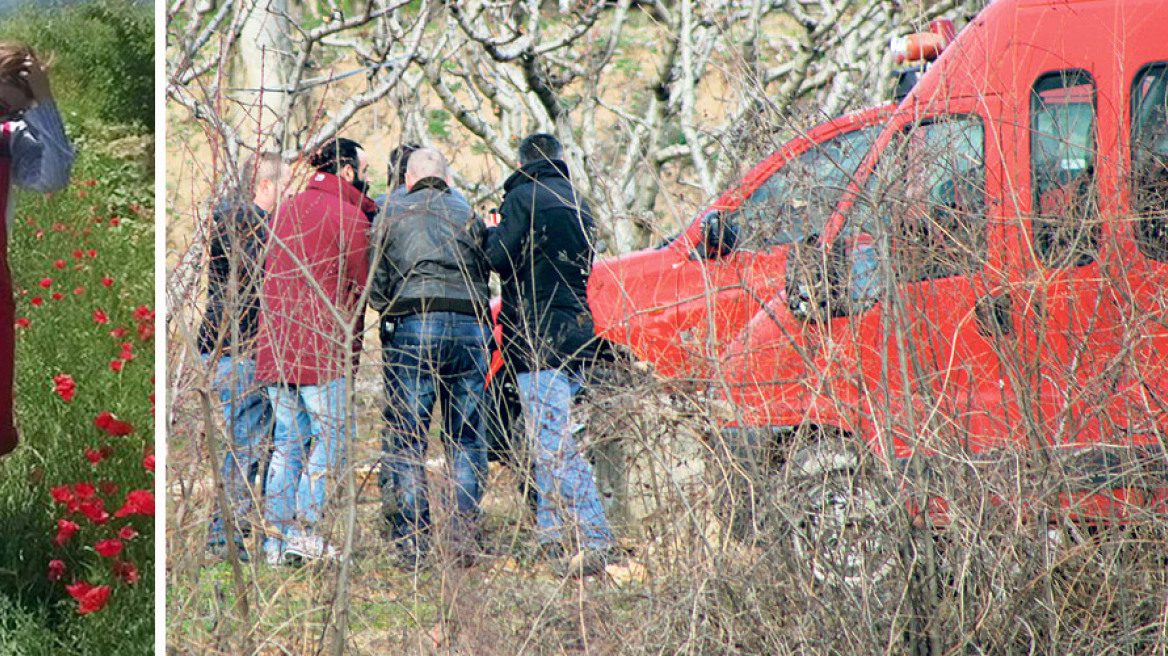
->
[0, 1, 154, 653]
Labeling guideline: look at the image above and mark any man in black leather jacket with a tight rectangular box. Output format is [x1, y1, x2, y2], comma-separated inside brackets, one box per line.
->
[368, 147, 491, 567]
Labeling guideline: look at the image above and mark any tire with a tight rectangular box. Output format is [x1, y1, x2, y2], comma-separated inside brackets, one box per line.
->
[783, 443, 900, 590]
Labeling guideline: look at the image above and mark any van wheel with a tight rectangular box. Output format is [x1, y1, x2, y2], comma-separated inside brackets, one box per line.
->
[784, 446, 899, 590]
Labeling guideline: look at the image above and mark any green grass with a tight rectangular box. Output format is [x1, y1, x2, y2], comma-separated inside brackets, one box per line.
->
[0, 2, 154, 651]
[0, 145, 155, 654]
[1, 0, 154, 131]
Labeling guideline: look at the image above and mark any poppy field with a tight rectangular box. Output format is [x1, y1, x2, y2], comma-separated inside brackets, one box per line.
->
[0, 135, 155, 655]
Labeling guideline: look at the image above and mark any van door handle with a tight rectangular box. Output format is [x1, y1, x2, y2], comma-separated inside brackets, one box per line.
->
[975, 293, 1013, 338]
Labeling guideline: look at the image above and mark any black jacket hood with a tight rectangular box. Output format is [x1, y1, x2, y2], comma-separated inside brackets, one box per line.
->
[503, 159, 571, 194]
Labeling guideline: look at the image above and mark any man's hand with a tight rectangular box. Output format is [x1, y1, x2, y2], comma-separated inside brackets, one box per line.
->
[484, 208, 501, 228]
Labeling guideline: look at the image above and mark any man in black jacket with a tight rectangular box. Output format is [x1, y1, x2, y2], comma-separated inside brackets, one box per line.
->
[198, 152, 291, 561]
[369, 147, 492, 567]
[485, 133, 616, 576]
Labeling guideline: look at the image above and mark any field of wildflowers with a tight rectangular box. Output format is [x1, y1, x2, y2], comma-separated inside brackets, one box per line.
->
[0, 1, 154, 653]
[0, 147, 155, 654]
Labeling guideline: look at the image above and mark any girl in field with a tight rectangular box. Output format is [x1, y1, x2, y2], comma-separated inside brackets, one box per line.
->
[0, 42, 74, 454]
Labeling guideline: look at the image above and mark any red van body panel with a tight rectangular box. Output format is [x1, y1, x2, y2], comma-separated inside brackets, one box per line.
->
[719, 0, 1168, 522]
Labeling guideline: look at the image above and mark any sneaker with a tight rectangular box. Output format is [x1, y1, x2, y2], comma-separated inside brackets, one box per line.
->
[284, 534, 339, 563]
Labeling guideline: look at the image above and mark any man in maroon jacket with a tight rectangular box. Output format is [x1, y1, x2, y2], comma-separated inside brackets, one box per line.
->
[254, 137, 374, 566]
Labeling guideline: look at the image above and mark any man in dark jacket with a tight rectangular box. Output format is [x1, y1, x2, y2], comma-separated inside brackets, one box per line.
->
[369, 147, 491, 567]
[198, 152, 290, 560]
[485, 133, 616, 576]
[254, 137, 372, 566]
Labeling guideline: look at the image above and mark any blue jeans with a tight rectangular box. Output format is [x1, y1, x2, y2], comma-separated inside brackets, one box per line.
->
[206, 355, 272, 545]
[263, 379, 350, 551]
[517, 369, 614, 551]
[381, 312, 490, 541]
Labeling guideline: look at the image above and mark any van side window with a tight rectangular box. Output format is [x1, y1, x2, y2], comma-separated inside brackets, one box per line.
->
[728, 124, 880, 250]
[858, 117, 986, 282]
[1031, 70, 1099, 268]
[1131, 63, 1168, 261]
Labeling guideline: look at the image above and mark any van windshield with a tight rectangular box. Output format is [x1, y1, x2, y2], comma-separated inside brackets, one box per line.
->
[726, 124, 882, 249]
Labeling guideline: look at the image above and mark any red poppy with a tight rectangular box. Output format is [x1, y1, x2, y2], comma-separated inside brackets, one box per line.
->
[72, 249, 84, 259]
[47, 559, 66, 582]
[54, 519, 80, 546]
[50, 485, 73, 505]
[15, 317, 29, 329]
[109, 217, 120, 227]
[109, 327, 126, 338]
[108, 359, 124, 373]
[114, 490, 154, 518]
[94, 538, 122, 558]
[51, 292, 64, 301]
[87, 249, 97, 258]
[30, 296, 44, 307]
[118, 526, 138, 541]
[82, 178, 97, 187]
[94, 411, 133, 436]
[39, 278, 52, 288]
[137, 322, 154, 341]
[52, 222, 65, 232]
[34, 230, 43, 239]
[53, 259, 65, 269]
[66, 582, 111, 614]
[92, 308, 109, 324]
[112, 560, 138, 584]
[143, 454, 155, 472]
[73, 286, 84, 295]
[84, 448, 103, 465]
[52, 374, 76, 402]
[132, 305, 153, 322]
[79, 498, 109, 525]
[100, 277, 114, 288]
[73, 483, 96, 500]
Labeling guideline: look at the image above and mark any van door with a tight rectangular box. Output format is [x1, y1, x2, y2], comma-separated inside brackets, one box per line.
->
[1015, 69, 1122, 448]
[668, 124, 881, 378]
[1111, 62, 1168, 442]
[847, 106, 1010, 452]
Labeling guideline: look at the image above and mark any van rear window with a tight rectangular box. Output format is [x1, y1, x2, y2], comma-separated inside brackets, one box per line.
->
[1131, 62, 1168, 262]
[1030, 70, 1099, 268]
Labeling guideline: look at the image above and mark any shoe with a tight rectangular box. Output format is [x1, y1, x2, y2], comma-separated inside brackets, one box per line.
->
[555, 547, 619, 578]
[284, 534, 339, 563]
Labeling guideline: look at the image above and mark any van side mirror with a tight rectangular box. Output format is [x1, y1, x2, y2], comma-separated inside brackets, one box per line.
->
[701, 210, 738, 259]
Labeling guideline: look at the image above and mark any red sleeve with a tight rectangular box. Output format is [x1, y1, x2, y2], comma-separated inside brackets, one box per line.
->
[343, 209, 370, 293]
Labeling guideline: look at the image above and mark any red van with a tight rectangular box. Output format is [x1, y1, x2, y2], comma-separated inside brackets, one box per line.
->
[718, 0, 1168, 540]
